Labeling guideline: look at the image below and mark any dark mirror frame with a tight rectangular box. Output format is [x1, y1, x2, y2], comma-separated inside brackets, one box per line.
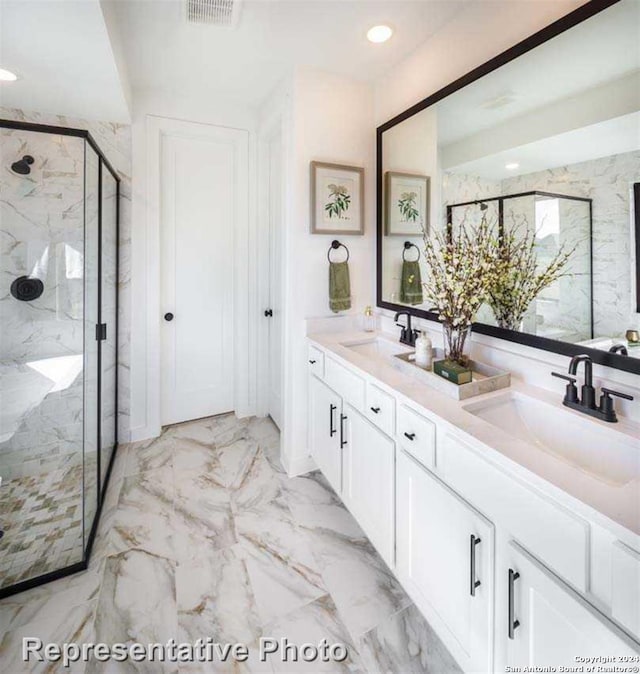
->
[376, 0, 640, 376]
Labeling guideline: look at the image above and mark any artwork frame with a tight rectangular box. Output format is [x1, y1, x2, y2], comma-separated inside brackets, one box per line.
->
[310, 161, 365, 235]
[385, 171, 430, 236]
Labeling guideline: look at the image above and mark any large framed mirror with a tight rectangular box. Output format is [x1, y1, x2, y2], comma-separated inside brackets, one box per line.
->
[377, 0, 640, 375]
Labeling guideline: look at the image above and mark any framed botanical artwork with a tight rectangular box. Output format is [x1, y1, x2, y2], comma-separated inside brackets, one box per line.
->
[385, 171, 430, 236]
[310, 161, 364, 235]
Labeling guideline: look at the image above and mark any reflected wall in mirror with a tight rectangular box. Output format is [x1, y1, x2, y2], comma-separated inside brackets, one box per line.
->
[378, 0, 640, 372]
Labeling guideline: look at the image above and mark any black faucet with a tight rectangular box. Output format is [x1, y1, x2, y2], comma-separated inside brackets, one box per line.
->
[395, 311, 419, 347]
[609, 344, 628, 356]
[552, 354, 633, 423]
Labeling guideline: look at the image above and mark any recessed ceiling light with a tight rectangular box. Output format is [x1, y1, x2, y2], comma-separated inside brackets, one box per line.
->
[367, 25, 393, 43]
[0, 68, 18, 82]
[505, 162, 520, 170]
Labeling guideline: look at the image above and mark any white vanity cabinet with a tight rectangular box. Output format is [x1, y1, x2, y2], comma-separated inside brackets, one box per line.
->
[505, 543, 638, 667]
[396, 449, 495, 673]
[309, 375, 344, 493]
[342, 403, 395, 566]
[307, 337, 640, 672]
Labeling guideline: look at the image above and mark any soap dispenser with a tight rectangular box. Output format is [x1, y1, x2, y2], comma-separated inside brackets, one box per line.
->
[415, 331, 433, 369]
[363, 306, 375, 332]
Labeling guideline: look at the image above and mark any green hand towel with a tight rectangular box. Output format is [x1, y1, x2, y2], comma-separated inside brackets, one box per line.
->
[400, 259, 423, 305]
[329, 261, 351, 313]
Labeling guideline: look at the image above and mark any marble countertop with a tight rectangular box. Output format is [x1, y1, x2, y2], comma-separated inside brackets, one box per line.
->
[308, 330, 640, 545]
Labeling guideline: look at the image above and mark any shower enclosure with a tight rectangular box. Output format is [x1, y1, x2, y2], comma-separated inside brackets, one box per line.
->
[0, 120, 119, 597]
[447, 191, 593, 343]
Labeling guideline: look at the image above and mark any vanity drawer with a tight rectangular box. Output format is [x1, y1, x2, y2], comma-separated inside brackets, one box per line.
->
[612, 541, 640, 638]
[397, 404, 436, 470]
[325, 357, 365, 411]
[308, 345, 325, 378]
[440, 432, 590, 592]
[366, 383, 395, 436]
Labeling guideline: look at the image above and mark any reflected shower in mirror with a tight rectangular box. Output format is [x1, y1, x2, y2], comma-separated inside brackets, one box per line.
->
[379, 0, 640, 364]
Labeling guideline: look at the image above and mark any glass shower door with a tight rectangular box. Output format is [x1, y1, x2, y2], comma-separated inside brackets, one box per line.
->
[0, 127, 87, 587]
[84, 144, 100, 547]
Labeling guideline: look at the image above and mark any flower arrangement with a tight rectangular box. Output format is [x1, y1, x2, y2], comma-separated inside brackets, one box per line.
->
[422, 218, 495, 364]
[485, 218, 575, 331]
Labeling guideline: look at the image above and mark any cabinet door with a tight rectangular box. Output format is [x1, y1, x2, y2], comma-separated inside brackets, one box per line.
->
[309, 375, 342, 493]
[396, 450, 494, 673]
[342, 405, 395, 567]
[506, 543, 638, 668]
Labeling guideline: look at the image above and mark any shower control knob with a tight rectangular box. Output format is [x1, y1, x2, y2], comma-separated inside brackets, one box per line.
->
[164, 312, 174, 322]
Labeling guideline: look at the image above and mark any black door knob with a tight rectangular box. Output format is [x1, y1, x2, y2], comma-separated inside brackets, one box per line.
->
[164, 312, 174, 321]
[264, 309, 273, 317]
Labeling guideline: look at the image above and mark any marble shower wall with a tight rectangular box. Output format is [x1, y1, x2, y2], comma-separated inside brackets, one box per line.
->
[0, 107, 132, 443]
[0, 128, 85, 362]
[501, 150, 640, 340]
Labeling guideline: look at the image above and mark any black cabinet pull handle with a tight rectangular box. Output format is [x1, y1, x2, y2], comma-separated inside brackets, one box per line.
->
[329, 404, 337, 437]
[403, 432, 416, 441]
[264, 309, 273, 317]
[340, 414, 347, 448]
[470, 535, 481, 596]
[508, 568, 520, 639]
[164, 312, 174, 321]
[370, 406, 380, 414]
[309, 359, 316, 364]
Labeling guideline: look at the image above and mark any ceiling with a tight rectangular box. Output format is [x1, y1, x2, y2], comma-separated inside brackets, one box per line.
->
[106, 0, 471, 107]
[447, 112, 640, 181]
[0, 0, 130, 122]
[436, 0, 640, 146]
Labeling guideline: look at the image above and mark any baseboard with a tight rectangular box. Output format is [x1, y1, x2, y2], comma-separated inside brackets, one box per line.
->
[283, 451, 317, 477]
[129, 424, 161, 443]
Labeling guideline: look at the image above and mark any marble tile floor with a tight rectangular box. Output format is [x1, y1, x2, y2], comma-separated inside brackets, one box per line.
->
[0, 413, 462, 673]
[0, 462, 85, 586]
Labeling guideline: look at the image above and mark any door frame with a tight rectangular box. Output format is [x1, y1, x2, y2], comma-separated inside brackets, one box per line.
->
[256, 106, 286, 420]
[145, 115, 250, 433]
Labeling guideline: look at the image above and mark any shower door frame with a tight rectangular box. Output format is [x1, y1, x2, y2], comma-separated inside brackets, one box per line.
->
[0, 119, 120, 599]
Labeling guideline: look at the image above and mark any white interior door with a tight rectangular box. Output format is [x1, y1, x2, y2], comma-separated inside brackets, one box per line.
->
[267, 131, 283, 428]
[160, 125, 240, 425]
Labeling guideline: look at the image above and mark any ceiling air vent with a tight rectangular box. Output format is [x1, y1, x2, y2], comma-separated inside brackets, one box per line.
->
[185, 0, 243, 27]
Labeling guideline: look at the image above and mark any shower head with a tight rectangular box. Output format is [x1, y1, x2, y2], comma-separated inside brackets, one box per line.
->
[11, 155, 34, 175]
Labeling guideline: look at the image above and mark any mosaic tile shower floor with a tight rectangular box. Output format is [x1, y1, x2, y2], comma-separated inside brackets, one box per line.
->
[0, 462, 85, 586]
[0, 414, 462, 673]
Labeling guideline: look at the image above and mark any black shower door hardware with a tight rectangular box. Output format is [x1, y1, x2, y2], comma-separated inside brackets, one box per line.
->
[264, 309, 273, 317]
[95, 323, 108, 341]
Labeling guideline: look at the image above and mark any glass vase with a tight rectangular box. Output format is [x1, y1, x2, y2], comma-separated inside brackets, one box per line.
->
[442, 322, 471, 366]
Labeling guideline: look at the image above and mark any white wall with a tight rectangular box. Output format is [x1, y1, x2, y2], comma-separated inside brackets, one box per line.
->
[128, 88, 258, 440]
[280, 67, 375, 473]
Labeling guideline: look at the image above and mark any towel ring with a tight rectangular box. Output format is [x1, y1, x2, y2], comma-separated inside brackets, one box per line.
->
[327, 239, 350, 263]
[403, 241, 420, 262]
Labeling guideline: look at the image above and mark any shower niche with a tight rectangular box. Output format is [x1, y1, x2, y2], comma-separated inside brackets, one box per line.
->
[0, 120, 119, 597]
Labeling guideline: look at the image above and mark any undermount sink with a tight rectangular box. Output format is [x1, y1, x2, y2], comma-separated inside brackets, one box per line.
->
[341, 336, 413, 359]
[463, 392, 640, 487]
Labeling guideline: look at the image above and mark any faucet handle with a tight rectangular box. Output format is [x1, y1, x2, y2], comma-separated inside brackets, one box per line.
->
[551, 371, 579, 404]
[551, 372, 576, 383]
[601, 387, 634, 401]
[599, 388, 633, 422]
